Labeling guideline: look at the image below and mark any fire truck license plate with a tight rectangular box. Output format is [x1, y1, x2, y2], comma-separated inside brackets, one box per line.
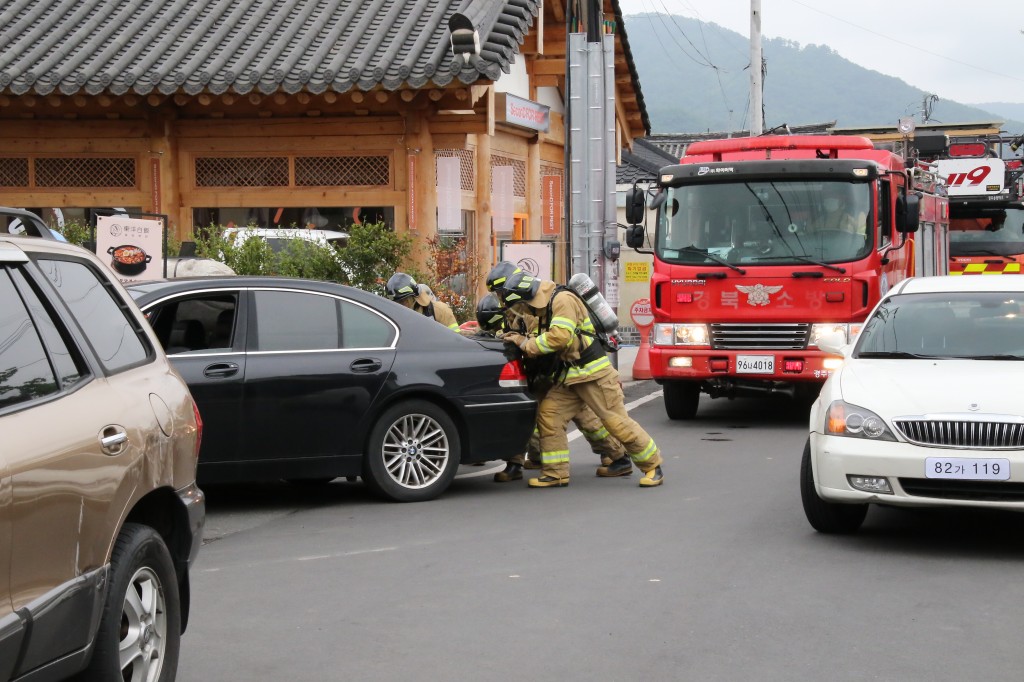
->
[925, 457, 1010, 480]
[736, 355, 774, 374]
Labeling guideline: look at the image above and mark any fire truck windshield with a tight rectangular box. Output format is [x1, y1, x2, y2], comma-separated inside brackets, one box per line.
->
[949, 206, 1024, 258]
[655, 181, 872, 267]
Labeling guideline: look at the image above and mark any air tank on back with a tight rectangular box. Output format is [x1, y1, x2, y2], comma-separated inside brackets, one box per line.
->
[567, 272, 618, 333]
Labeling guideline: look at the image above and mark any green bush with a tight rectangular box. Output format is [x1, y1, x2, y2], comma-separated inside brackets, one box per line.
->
[336, 221, 416, 294]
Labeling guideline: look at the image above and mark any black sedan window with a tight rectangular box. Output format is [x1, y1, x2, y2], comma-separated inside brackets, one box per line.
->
[254, 290, 340, 351]
[341, 300, 396, 348]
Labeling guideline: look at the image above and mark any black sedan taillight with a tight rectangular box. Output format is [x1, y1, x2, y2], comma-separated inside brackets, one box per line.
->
[498, 359, 528, 388]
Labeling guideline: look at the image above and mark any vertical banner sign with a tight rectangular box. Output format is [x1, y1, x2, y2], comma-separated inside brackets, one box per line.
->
[436, 156, 462, 234]
[151, 159, 161, 214]
[542, 175, 561, 236]
[408, 155, 418, 231]
[492, 165, 514, 234]
[96, 215, 165, 283]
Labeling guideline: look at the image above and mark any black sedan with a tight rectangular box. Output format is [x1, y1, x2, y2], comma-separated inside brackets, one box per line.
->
[128, 277, 536, 502]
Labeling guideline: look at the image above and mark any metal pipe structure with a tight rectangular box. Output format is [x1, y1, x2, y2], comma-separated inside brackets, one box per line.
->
[568, 32, 589, 275]
[749, 0, 762, 136]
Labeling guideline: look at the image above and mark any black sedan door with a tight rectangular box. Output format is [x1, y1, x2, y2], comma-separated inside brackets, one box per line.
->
[145, 291, 246, 468]
[243, 287, 397, 467]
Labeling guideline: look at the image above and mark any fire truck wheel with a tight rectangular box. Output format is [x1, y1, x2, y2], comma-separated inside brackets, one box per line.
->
[800, 439, 868, 534]
[663, 381, 700, 420]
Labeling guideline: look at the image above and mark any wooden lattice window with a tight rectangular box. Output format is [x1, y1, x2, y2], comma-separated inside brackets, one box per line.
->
[295, 155, 389, 187]
[0, 158, 29, 187]
[491, 155, 526, 198]
[195, 156, 288, 187]
[435, 149, 475, 191]
[35, 157, 136, 188]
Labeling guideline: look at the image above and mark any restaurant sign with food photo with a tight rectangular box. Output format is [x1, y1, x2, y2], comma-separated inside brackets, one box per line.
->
[96, 215, 164, 282]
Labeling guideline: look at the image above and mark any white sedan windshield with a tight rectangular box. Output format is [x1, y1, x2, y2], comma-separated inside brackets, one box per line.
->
[856, 293, 1024, 359]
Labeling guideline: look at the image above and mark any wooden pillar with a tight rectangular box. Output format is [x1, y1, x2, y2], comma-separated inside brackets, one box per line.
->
[146, 110, 182, 243]
[475, 132, 492, 295]
[413, 114, 436, 271]
[527, 135, 541, 241]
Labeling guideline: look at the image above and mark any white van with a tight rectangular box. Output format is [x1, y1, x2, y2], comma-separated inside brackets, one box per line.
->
[222, 227, 349, 253]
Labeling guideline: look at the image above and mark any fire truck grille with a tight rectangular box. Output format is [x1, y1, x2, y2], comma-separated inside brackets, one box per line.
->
[894, 419, 1024, 449]
[709, 323, 809, 350]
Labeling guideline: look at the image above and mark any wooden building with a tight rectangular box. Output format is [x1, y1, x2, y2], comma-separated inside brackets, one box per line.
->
[0, 0, 649, 282]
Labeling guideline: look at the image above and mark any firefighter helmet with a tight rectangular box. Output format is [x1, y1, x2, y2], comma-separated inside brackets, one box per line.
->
[485, 261, 520, 292]
[475, 293, 504, 332]
[385, 272, 420, 302]
[500, 270, 539, 304]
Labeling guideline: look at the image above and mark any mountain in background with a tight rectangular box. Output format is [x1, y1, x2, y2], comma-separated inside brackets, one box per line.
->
[624, 14, 1024, 136]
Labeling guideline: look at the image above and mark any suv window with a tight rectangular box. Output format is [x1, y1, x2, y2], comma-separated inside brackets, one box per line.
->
[10, 267, 87, 391]
[0, 268, 61, 409]
[35, 258, 150, 372]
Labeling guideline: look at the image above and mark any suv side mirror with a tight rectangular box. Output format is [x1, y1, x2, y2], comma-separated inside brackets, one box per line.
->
[625, 225, 646, 249]
[896, 194, 920, 233]
[624, 188, 646, 225]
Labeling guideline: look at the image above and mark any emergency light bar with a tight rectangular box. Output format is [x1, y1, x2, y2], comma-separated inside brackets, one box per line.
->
[685, 135, 874, 162]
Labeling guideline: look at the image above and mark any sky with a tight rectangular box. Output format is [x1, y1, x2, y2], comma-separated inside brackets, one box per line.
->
[615, 0, 1024, 105]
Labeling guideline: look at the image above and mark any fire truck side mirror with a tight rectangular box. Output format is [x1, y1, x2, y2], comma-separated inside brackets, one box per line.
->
[624, 188, 646, 225]
[896, 194, 921, 234]
[625, 225, 646, 249]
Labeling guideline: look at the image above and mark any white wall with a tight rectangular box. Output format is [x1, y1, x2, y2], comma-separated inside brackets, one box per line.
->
[494, 58, 530, 99]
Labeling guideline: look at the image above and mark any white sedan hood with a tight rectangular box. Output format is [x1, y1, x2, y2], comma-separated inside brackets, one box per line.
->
[837, 360, 1020, 418]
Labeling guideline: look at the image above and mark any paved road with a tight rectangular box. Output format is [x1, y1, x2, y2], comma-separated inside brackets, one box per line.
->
[180, 387, 1024, 681]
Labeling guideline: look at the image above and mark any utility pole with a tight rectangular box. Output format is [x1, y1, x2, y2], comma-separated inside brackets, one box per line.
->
[749, 0, 763, 136]
[567, 0, 619, 342]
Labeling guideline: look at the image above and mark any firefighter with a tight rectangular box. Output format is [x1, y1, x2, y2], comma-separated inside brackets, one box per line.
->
[496, 269, 658, 487]
[385, 272, 460, 331]
[485, 262, 631, 483]
[821, 184, 867, 236]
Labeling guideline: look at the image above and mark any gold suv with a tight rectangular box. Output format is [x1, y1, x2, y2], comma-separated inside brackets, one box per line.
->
[0, 231, 204, 681]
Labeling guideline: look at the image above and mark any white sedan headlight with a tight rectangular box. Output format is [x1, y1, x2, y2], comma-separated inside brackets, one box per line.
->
[825, 400, 897, 441]
[653, 323, 709, 346]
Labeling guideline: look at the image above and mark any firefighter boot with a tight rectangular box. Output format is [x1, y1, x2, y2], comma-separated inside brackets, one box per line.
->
[596, 457, 633, 477]
[494, 463, 523, 482]
[639, 465, 664, 488]
[527, 474, 570, 488]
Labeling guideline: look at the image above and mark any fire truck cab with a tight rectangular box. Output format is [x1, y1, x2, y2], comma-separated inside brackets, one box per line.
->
[624, 135, 948, 419]
[931, 136, 1024, 275]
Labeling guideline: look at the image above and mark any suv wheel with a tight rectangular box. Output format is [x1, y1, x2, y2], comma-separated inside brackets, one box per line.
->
[363, 400, 460, 502]
[80, 523, 181, 681]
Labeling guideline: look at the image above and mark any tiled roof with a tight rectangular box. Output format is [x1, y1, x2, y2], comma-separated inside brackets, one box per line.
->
[617, 138, 678, 184]
[0, 0, 539, 97]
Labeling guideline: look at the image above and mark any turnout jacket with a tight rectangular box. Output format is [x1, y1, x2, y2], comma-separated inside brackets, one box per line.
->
[411, 288, 460, 331]
[515, 281, 613, 386]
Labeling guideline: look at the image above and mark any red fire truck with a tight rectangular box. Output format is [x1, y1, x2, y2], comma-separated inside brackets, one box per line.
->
[931, 136, 1024, 274]
[623, 135, 949, 419]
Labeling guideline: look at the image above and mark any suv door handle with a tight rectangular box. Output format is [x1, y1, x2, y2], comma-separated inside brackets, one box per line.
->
[350, 358, 382, 373]
[204, 362, 239, 378]
[100, 427, 128, 455]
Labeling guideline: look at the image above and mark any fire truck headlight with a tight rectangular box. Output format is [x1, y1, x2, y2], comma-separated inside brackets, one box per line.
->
[811, 323, 850, 347]
[653, 323, 709, 346]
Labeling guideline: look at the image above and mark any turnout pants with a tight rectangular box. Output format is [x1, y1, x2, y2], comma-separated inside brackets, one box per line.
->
[509, 393, 626, 466]
[536, 370, 662, 479]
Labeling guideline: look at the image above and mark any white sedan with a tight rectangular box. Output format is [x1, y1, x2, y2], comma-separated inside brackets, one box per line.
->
[802, 275, 1024, 533]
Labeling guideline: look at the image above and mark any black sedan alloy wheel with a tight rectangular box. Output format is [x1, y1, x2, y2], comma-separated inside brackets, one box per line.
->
[364, 399, 461, 502]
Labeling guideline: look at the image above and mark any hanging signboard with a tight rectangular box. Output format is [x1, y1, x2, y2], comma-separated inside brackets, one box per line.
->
[492, 165, 514, 234]
[96, 215, 165, 283]
[542, 175, 562, 236]
[436, 156, 462, 234]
